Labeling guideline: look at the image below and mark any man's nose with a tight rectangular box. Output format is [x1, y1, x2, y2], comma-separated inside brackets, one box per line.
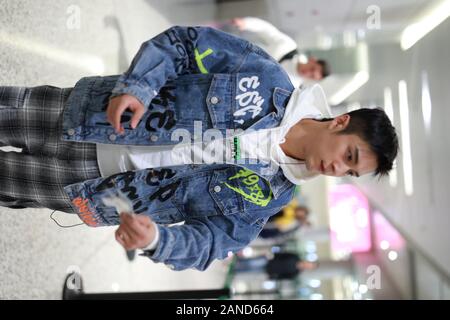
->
[331, 161, 350, 177]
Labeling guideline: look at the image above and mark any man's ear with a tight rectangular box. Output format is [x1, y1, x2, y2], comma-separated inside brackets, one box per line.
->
[328, 114, 351, 131]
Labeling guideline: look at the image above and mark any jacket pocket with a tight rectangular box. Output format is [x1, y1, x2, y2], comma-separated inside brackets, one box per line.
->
[208, 167, 245, 215]
[171, 167, 244, 218]
[172, 74, 214, 128]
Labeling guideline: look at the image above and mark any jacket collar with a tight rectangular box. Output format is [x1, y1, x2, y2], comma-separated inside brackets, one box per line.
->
[244, 86, 292, 132]
[237, 87, 293, 199]
[272, 87, 292, 118]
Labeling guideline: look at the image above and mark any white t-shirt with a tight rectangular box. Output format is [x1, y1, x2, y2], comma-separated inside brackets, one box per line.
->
[237, 17, 298, 62]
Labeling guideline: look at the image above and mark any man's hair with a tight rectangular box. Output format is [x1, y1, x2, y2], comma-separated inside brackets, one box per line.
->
[278, 49, 299, 64]
[316, 59, 331, 78]
[321, 108, 399, 178]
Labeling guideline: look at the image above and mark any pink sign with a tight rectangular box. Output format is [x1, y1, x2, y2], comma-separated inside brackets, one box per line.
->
[328, 184, 372, 253]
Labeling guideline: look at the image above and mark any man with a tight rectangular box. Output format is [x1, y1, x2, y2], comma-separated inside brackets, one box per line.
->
[0, 25, 398, 271]
[225, 17, 331, 86]
[292, 56, 330, 82]
[234, 252, 318, 280]
[234, 252, 354, 280]
[268, 204, 310, 227]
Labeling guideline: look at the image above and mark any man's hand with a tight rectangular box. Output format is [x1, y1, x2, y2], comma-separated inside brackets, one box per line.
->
[107, 94, 146, 134]
[115, 213, 156, 250]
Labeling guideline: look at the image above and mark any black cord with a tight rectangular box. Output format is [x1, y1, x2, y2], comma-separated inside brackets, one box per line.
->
[50, 210, 84, 228]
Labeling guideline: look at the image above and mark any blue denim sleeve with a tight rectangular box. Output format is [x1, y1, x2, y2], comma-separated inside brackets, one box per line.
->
[111, 25, 251, 107]
[145, 214, 267, 271]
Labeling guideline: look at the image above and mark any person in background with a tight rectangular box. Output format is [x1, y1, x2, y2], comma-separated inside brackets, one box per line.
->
[234, 252, 318, 280]
[222, 17, 331, 87]
[259, 202, 311, 239]
[234, 252, 355, 281]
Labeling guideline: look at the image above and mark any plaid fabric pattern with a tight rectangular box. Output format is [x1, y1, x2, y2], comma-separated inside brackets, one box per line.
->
[0, 85, 101, 213]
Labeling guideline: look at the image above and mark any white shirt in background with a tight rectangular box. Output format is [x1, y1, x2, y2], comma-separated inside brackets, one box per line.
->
[237, 17, 298, 62]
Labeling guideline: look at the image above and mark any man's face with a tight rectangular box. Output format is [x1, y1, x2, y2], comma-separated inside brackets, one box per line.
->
[303, 115, 378, 178]
[294, 208, 307, 222]
[297, 58, 323, 81]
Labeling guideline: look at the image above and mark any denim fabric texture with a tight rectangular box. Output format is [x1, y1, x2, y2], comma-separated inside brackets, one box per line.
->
[61, 26, 297, 270]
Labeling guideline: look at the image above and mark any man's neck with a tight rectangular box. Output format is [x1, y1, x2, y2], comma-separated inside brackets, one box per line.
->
[279, 118, 318, 161]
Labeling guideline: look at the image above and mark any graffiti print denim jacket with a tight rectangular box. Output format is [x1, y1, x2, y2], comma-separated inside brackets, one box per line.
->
[61, 26, 296, 270]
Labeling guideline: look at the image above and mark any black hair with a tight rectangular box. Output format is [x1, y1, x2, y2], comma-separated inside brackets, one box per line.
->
[320, 108, 399, 178]
[316, 59, 331, 78]
[278, 49, 299, 64]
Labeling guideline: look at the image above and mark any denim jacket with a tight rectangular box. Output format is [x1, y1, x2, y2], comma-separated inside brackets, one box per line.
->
[61, 26, 297, 271]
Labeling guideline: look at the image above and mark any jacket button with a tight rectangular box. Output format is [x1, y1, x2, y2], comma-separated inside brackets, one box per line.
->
[109, 134, 117, 141]
[213, 185, 221, 193]
[67, 129, 75, 136]
[150, 135, 158, 142]
[210, 96, 219, 105]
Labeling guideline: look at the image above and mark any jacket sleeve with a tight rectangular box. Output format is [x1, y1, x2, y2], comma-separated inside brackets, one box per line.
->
[141, 214, 266, 271]
[111, 25, 252, 108]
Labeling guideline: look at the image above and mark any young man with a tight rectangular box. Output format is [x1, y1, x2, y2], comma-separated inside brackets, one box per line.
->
[0, 26, 398, 271]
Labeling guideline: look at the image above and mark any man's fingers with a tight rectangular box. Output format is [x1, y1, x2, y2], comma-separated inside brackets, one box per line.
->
[121, 213, 149, 238]
[116, 214, 155, 250]
[121, 216, 144, 239]
[115, 228, 128, 248]
[116, 226, 138, 250]
[135, 214, 152, 227]
[107, 95, 146, 133]
[113, 103, 128, 134]
[106, 99, 120, 127]
[130, 106, 145, 129]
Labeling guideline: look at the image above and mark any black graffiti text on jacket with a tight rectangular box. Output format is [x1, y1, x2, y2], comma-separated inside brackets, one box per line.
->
[95, 171, 148, 214]
[145, 85, 177, 133]
[164, 27, 199, 75]
[146, 168, 180, 203]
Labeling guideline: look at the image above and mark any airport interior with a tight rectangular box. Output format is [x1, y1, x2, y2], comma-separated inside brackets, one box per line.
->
[0, 0, 449, 300]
